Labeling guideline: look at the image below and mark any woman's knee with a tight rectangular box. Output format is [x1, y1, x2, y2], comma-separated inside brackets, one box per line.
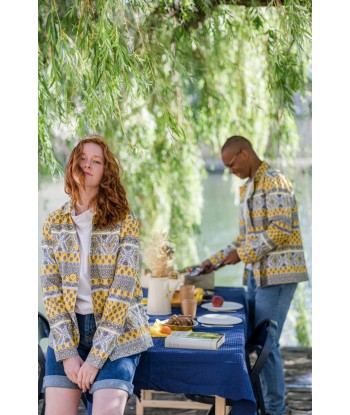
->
[92, 388, 128, 415]
[45, 387, 82, 415]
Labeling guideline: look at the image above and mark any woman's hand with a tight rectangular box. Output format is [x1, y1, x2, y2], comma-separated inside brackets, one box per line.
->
[77, 362, 99, 392]
[63, 355, 84, 385]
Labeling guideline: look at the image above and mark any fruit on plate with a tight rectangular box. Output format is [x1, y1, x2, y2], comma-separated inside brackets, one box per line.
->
[150, 319, 171, 337]
[160, 326, 172, 335]
[212, 295, 224, 307]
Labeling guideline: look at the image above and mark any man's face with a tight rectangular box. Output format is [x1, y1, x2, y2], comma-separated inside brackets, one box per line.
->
[221, 147, 249, 179]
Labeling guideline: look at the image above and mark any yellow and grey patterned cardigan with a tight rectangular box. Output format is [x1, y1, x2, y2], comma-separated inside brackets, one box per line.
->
[209, 161, 309, 288]
[40, 201, 153, 369]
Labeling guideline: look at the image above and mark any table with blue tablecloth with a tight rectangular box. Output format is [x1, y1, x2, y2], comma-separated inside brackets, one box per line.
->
[134, 286, 256, 415]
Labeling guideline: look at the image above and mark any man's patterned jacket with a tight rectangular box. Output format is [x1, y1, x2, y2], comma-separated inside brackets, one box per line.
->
[209, 161, 309, 287]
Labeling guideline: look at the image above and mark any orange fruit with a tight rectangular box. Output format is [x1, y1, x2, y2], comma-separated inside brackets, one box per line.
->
[160, 326, 172, 335]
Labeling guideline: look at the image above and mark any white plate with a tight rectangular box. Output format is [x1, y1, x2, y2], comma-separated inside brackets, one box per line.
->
[201, 301, 244, 312]
[197, 314, 243, 326]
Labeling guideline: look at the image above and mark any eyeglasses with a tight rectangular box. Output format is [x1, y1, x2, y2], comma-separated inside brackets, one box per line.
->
[225, 149, 242, 169]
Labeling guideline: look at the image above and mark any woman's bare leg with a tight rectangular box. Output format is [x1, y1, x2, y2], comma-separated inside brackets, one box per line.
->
[45, 387, 82, 415]
[92, 388, 128, 415]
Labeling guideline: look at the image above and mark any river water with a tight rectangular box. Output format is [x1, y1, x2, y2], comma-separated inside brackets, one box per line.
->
[38, 169, 311, 346]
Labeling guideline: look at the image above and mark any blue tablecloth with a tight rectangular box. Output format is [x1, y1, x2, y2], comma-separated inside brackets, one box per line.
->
[134, 287, 256, 415]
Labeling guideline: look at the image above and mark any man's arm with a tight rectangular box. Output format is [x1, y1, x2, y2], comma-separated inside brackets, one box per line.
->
[200, 233, 245, 271]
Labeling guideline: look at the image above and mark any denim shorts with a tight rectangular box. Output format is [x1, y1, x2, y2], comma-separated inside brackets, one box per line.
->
[43, 313, 141, 401]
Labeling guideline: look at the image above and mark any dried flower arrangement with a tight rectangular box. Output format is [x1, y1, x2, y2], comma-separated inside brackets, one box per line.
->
[142, 232, 179, 278]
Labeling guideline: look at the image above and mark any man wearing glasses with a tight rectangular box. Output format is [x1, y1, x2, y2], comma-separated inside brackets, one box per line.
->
[200, 135, 309, 415]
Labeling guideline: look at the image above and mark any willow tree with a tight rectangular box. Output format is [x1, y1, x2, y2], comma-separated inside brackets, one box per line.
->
[39, 0, 311, 264]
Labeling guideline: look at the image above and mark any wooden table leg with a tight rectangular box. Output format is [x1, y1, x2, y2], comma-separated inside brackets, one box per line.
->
[135, 399, 142, 415]
[136, 390, 153, 415]
[135, 390, 144, 415]
[215, 396, 231, 415]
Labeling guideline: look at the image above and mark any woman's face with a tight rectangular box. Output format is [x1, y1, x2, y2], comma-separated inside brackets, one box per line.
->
[74, 142, 105, 190]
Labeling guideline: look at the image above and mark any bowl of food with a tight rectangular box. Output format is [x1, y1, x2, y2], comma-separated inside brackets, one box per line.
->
[161, 314, 198, 331]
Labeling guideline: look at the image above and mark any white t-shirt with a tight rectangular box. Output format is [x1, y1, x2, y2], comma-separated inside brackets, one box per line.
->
[71, 208, 94, 315]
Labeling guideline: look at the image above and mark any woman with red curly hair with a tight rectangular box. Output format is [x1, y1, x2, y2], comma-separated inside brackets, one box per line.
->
[40, 135, 153, 415]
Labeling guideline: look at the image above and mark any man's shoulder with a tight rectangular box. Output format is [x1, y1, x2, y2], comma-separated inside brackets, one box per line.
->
[264, 164, 282, 178]
[261, 164, 291, 190]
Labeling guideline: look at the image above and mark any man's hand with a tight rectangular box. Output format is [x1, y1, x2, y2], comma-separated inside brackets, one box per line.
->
[222, 249, 241, 265]
[77, 361, 99, 392]
[199, 259, 215, 273]
[63, 355, 84, 385]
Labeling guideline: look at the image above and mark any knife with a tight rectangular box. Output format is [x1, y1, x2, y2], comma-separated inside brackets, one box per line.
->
[200, 323, 234, 328]
[185, 262, 225, 277]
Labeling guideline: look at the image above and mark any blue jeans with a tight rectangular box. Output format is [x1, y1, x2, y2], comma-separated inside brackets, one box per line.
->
[247, 271, 297, 415]
[43, 313, 141, 403]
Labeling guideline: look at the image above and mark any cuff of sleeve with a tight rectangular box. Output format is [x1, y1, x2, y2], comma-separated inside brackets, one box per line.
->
[224, 244, 238, 256]
[54, 346, 79, 362]
[86, 347, 109, 369]
[209, 250, 225, 266]
[236, 246, 257, 264]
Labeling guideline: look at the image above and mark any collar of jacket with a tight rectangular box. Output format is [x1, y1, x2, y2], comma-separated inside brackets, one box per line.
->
[60, 199, 98, 226]
[239, 160, 269, 198]
[61, 200, 74, 216]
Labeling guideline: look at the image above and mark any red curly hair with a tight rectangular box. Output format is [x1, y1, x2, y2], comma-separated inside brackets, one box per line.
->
[64, 135, 130, 227]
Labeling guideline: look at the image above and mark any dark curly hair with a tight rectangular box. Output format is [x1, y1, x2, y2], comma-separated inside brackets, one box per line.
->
[64, 135, 130, 227]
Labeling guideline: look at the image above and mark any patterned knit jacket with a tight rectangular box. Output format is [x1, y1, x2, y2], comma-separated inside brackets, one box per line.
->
[40, 201, 153, 369]
[209, 161, 309, 287]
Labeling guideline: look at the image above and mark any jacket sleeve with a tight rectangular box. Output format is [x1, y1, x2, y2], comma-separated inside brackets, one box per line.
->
[209, 233, 245, 265]
[40, 216, 78, 361]
[86, 213, 140, 369]
[236, 175, 293, 264]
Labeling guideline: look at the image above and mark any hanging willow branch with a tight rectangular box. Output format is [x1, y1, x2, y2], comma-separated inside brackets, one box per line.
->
[38, 0, 311, 264]
[148, 0, 286, 29]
